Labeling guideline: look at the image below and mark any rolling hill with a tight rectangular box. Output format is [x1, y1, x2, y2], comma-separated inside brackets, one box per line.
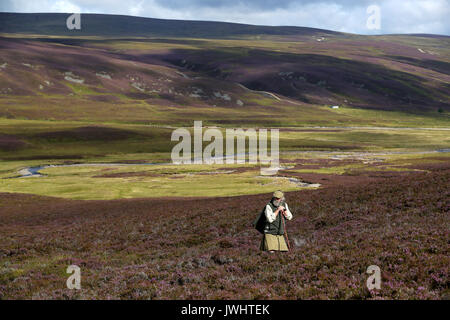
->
[0, 12, 449, 127]
[0, 12, 339, 38]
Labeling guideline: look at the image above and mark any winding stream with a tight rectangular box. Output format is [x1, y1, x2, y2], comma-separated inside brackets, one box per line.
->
[15, 162, 171, 178]
[11, 148, 449, 180]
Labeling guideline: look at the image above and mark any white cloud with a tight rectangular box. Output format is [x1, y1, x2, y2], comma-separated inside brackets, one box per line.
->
[129, 1, 145, 16]
[51, 0, 82, 13]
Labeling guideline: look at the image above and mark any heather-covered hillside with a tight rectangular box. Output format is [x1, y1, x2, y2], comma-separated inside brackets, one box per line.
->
[0, 13, 449, 125]
[0, 159, 448, 299]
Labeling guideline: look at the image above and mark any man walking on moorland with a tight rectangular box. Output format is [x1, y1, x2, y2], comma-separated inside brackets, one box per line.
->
[258, 190, 293, 252]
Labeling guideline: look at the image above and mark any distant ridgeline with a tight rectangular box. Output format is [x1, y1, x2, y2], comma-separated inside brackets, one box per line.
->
[0, 12, 339, 38]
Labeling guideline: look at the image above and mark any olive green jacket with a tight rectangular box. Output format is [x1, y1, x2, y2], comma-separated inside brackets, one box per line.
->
[264, 200, 293, 235]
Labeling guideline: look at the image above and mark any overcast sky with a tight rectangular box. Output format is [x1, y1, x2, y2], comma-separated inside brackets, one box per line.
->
[1, 0, 449, 35]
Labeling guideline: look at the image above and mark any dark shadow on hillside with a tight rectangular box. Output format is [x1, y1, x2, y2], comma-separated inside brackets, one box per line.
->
[0, 12, 340, 38]
[139, 47, 450, 112]
[385, 55, 450, 76]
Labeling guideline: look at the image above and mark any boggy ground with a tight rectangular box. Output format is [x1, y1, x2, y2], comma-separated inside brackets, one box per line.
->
[0, 160, 448, 300]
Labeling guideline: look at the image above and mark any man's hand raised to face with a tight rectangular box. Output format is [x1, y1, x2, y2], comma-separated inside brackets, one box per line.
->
[275, 206, 285, 216]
